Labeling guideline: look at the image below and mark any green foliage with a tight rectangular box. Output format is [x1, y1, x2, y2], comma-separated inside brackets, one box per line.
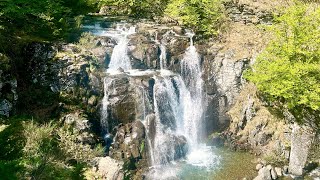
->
[77, 32, 97, 50]
[123, 157, 137, 180]
[0, 119, 25, 161]
[245, 2, 320, 123]
[99, 0, 169, 17]
[0, 118, 103, 179]
[165, 0, 225, 36]
[0, 0, 96, 43]
[57, 127, 104, 163]
[0, 160, 23, 180]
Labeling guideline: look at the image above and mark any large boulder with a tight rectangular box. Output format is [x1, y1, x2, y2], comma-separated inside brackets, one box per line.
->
[60, 111, 97, 145]
[102, 71, 156, 131]
[289, 124, 315, 176]
[110, 121, 147, 160]
[253, 166, 272, 180]
[87, 157, 124, 180]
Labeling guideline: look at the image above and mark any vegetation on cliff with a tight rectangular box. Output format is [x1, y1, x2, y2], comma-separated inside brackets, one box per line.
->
[99, 0, 226, 36]
[245, 1, 320, 125]
[0, 0, 96, 44]
[0, 117, 103, 179]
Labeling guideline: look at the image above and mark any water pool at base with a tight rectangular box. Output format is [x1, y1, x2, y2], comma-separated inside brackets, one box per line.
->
[147, 146, 257, 180]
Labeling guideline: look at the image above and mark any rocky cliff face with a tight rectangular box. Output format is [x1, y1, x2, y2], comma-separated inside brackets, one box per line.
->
[1, 2, 319, 178]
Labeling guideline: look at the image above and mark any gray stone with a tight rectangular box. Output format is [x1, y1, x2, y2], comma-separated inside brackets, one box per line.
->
[275, 167, 282, 177]
[110, 121, 146, 160]
[0, 99, 12, 117]
[254, 167, 272, 180]
[270, 167, 278, 180]
[309, 167, 320, 178]
[289, 124, 315, 176]
[93, 157, 124, 180]
[256, 164, 264, 171]
[61, 112, 96, 144]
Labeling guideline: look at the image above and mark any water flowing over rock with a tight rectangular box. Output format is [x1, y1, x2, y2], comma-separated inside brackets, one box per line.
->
[180, 34, 204, 145]
[98, 22, 218, 179]
[107, 25, 135, 71]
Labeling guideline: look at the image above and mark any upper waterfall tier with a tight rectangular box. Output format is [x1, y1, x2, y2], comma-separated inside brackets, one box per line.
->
[107, 25, 136, 71]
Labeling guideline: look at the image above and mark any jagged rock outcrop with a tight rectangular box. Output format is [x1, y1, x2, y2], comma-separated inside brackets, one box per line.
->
[226, 84, 291, 156]
[225, 0, 273, 25]
[102, 71, 155, 130]
[0, 54, 18, 117]
[203, 51, 249, 132]
[110, 121, 147, 161]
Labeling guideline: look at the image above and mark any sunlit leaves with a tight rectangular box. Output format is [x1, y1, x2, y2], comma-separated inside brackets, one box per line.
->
[164, 0, 225, 36]
[245, 2, 320, 118]
[0, 0, 94, 41]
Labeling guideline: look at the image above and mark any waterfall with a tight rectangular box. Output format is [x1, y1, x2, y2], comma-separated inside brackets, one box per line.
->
[147, 75, 187, 166]
[101, 77, 115, 134]
[107, 25, 135, 72]
[148, 35, 205, 167]
[180, 33, 204, 147]
[96, 22, 217, 179]
[159, 43, 167, 70]
[100, 24, 135, 134]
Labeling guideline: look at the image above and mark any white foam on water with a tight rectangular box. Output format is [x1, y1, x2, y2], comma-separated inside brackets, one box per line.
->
[186, 145, 220, 169]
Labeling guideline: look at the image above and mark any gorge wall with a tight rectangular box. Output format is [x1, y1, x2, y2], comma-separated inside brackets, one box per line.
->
[1, 0, 319, 179]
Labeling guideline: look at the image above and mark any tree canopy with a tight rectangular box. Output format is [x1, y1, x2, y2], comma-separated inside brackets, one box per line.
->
[98, 0, 225, 36]
[165, 0, 225, 36]
[245, 2, 320, 124]
[0, 0, 96, 43]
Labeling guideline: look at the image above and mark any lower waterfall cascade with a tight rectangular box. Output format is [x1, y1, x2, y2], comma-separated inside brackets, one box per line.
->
[100, 23, 220, 179]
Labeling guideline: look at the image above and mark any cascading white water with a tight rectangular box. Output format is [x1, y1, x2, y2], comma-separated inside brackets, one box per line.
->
[107, 25, 135, 72]
[95, 22, 218, 178]
[150, 76, 184, 166]
[147, 33, 218, 175]
[159, 43, 167, 70]
[180, 33, 204, 147]
[101, 77, 115, 134]
[100, 24, 135, 134]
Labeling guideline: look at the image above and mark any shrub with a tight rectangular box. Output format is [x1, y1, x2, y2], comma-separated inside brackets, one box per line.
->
[77, 32, 96, 50]
[164, 0, 226, 36]
[98, 0, 169, 18]
[57, 127, 104, 163]
[17, 121, 103, 179]
[245, 2, 320, 124]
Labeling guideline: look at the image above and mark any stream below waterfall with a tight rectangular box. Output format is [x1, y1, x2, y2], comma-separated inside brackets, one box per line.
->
[82, 17, 257, 180]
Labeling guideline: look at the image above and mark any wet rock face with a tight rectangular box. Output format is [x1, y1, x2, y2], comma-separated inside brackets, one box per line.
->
[172, 135, 188, 160]
[110, 121, 147, 161]
[103, 72, 155, 128]
[116, 23, 190, 71]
